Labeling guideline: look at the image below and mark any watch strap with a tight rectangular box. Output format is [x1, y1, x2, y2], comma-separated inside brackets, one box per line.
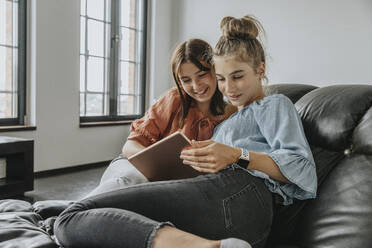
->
[238, 148, 250, 169]
[239, 148, 250, 161]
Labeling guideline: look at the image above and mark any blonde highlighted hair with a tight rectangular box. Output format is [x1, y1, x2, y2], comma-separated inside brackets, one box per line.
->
[214, 15, 268, 83]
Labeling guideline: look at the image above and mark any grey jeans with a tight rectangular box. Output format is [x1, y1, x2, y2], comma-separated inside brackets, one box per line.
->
[83, 156, 148, 199]
[55, 165, 273, 248]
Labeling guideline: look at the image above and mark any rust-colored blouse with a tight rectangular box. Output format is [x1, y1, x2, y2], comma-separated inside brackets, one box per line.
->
[128, 88, 236, 147]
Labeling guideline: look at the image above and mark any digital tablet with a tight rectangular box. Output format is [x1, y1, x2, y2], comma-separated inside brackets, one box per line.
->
[128, 131, 202, 181]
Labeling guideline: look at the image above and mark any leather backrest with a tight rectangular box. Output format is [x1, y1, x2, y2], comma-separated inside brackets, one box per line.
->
[293, 85, 372, 247]
[295, 153, 372, 247]
[295, 85, 372, 153]
[353, 106, 372, 155]
[267, 84, 372, 248]
[268, 83, 318, 104]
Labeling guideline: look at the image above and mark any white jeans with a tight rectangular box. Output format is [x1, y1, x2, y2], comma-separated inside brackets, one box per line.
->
[83, 156, 148, 199]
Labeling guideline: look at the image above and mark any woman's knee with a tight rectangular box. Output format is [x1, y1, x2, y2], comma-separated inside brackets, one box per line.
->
[100, 158, 147, 183]
[54, 201, 88, 245]
[221, 177, 273, 245]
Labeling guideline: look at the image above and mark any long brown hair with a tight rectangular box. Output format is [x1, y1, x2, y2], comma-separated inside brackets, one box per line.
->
[170, 39, 226, 127]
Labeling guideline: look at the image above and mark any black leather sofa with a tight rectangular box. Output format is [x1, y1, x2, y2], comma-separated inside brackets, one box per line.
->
[1, 84, 371, 248]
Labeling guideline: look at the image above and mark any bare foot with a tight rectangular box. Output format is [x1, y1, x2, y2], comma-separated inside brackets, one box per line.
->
[152, 225, 221, 248]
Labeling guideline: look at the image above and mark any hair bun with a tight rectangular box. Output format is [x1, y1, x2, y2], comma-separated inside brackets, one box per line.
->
[220, 15, 262, 40]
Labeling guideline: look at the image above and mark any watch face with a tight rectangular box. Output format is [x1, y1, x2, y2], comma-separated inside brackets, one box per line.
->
[238, 159, 250, 169]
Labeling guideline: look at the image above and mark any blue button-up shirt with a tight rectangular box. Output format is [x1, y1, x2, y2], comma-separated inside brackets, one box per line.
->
[212, 94, 317, 205]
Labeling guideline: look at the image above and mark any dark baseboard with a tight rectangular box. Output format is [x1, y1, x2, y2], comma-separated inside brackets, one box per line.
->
[34, 160, 111, 178]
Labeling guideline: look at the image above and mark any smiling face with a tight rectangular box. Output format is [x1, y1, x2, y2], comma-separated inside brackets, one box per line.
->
[214, 56, 265, 110]
[178, 61, 217, 107]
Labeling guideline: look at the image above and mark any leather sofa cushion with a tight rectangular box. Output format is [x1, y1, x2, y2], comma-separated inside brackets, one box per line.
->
[0, 200, 33, 213]
[267, 145, 344, 246]
[0, 211, 57, 248]
[293, 154, 372, 247]
[268, 84, 318, 103]
[0, 200, 72, 247]
[353, 107, 372, 155]
[295, 85, 372, 152]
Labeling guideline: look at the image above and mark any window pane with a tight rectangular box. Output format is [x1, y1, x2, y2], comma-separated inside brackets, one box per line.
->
[120, 61, 135, 94]
[104, 57, 110, 90]
[118, 95, 136, 115]
[87, 0, 104, 20]
[0, 1, 5, 45]
[0, 93, 12, 118]
[0, 0, 13, 46]
[11, 91, 17, 117]
[80, 93, 85, 116]
[80, 55, 85, 92]
[0, 46, 6, 91]
[12, 1, 18, 47]
[0, 0, 24, 124]
[12, 46, 17, 90]
[86, 93, 103, 116]
[80, 17, 86, 54]
[121, 0, 136, 28]
[81, 0, 86, 16]
[87, 56, 104, 92]
[80, 0, 146, 121]
[105, 23, 111, 58]
[0, 46, 12, 92]
[87, 19, 104, 57]
[120, 27, 135, 61]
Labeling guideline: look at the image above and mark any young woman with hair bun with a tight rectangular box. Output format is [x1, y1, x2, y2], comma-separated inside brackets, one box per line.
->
[55, 15, 316, 248]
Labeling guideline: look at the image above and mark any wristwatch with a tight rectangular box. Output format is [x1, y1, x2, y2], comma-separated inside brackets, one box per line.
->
[238, 148, 250, 169]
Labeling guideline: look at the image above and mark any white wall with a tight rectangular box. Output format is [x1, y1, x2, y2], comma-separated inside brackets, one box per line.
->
[148, 0, 180, 104]
[172, 0, 372, 86]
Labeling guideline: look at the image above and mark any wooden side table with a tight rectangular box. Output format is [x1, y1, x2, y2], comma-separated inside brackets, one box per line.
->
[0, 136, 34, 199]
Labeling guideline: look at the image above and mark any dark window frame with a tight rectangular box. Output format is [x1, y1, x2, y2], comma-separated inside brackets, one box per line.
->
[0, 0, 27, 126]
[80, 0, 147, 124]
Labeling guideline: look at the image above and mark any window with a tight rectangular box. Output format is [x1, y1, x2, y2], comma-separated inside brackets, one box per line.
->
[0, 0, 26, 126]
[80, 0, 147, 123]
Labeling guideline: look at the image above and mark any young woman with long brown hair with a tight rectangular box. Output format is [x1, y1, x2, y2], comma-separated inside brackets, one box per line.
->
[85, 39, 235, 198]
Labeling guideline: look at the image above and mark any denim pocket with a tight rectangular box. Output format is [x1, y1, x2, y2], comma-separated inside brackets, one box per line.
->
[222, 182, 271, 243]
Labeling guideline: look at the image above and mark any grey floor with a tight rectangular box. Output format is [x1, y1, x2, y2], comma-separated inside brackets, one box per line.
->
[23, 166, 106, 202]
